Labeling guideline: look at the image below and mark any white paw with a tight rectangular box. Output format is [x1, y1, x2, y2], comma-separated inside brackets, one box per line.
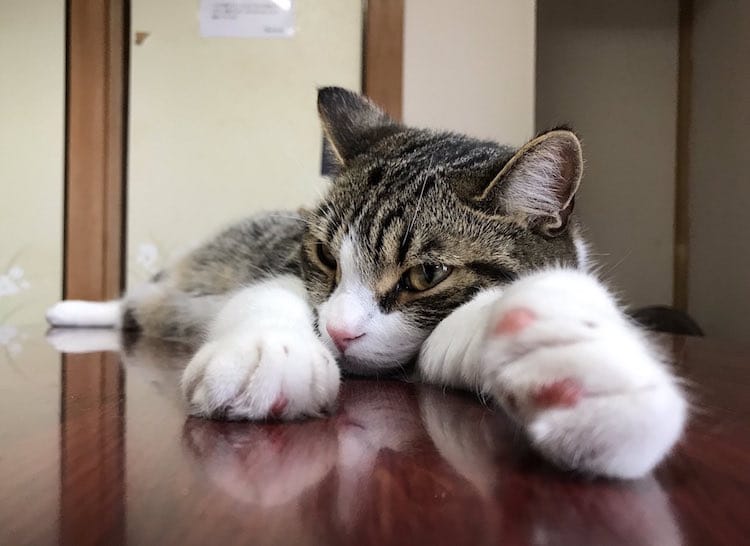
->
[46, 300, 120, 328]
[480, 270, 687, 479]
[181, 331, 340, 421]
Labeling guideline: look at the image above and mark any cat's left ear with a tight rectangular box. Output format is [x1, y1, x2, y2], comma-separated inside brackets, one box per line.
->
[477, 129, 583, 236]
[317, 87, 401, 169]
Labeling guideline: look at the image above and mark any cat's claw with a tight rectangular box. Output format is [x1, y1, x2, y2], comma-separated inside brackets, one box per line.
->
[181, 331, 340, 421]
[481, 270, 688, 479]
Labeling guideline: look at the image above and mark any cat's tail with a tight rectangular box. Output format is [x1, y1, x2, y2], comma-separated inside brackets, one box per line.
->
[46, 286, 225, 340]
[46, 300, 122, 328]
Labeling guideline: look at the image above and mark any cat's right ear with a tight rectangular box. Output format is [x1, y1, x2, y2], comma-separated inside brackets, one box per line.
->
[317, 87, 400, 169]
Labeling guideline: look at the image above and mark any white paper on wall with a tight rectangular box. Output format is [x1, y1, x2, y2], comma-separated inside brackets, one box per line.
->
[199, 0, 295, 38]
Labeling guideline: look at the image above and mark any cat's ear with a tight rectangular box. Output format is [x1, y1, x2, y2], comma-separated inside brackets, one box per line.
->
[475, 129, 583, 236]
[317, 87, 400, 168]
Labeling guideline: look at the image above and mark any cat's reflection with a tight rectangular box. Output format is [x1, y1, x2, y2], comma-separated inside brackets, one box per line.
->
[182, 380, 682, 545]
[51, 331, 682, 545]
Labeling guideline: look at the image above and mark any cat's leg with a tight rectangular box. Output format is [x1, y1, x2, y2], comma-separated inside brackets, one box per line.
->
[46, 300, 122, 328]
[419, 269, 687, 479]
[181, 275, 340, 420]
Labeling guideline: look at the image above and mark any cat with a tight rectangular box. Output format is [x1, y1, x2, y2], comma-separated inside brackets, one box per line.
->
[46, 86, 687, 479]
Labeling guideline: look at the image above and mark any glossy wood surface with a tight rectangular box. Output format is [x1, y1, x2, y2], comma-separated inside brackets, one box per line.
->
[1, 332, 749, 545]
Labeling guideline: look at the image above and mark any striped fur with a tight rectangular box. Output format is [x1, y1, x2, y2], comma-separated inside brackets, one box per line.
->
[115, 88, 584, 343]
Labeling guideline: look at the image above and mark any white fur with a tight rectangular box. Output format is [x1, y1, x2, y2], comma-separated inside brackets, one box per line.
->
[420, 268, 687, 479]
[419, 288, 502, 389]
[317, 235, 425, 373]
[574, 236, 591, 271]
[181, 275, 340, 420]
[502, 137, 575, 217]
[46, 300, 121, 328]
[319, 235, 376, 337]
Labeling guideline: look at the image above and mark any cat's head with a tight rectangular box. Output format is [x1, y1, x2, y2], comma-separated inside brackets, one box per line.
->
[301, 87, 586, 375]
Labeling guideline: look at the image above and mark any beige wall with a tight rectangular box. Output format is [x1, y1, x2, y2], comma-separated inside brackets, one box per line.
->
[128, 0, 362, 284]
[686, 0, 750, 341]
[0, 0, 64, 331]
[536, 0, 679, 308]
[0, 3, 63, 541]
[403, 0, 536, 146]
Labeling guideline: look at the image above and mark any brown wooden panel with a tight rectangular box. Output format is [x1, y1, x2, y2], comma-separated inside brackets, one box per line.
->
[363, 0, 404, 120]
[65, 0, 126, 300]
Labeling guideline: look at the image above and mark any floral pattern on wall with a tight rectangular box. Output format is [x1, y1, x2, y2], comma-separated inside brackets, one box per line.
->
[127, 239, 201, 288]
[0, 262, 32, 360]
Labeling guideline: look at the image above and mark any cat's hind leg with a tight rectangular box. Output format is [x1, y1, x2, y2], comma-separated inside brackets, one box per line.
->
[46, 300, 122, 328]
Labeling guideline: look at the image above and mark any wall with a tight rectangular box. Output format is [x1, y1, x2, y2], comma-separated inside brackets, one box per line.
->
[0, 1, 64, 332]
[536, 0, 679, 308]
[0, 3, 63, 542]
[128, 0, 362, 285]
[403, 0, 536, 146]
[686, 0, 750, 341]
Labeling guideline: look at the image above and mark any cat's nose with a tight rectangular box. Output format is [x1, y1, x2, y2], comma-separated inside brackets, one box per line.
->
[326, 324, 365, 353]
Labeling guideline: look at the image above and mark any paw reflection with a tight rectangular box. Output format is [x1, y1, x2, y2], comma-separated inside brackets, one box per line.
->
[114, 337, 681, 545]
[181, 381, 681, 545]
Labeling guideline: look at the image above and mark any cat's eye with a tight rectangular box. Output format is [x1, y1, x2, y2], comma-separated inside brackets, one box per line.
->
[401, 264, 453, 292]
[315, 241, 337, 270]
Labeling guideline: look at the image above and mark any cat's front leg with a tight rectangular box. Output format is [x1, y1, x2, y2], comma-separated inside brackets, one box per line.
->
[419, 270, 688, 479]
[182, 276, 340, 420]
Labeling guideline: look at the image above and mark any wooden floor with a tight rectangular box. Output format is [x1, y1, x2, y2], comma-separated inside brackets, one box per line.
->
[1, 330, 749, 545]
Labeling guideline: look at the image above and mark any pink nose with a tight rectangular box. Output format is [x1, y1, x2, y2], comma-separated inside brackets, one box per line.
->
[326, 325, 364, 353]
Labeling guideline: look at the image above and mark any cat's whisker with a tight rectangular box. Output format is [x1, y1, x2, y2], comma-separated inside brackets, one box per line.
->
[401, 174, 429, 250]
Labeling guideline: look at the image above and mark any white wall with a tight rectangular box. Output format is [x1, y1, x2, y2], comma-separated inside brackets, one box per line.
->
[536, 0, 679, 308]
[403, 0, 536, 146]
[0, 0, 64, 329]
[128, 0, 362, 284]
[686, 0, 750, 341]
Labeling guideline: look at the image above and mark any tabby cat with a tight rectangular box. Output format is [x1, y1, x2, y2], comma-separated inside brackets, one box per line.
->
[47, 87, 687, 479]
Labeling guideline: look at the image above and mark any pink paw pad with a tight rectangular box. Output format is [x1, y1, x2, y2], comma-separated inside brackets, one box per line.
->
[269, 393, 289, 418]
[493, 307, 536, 335]
[532, 379, 583, 408]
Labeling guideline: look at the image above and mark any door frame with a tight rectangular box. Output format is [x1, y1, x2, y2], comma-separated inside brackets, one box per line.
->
[64, 0, 403, 296]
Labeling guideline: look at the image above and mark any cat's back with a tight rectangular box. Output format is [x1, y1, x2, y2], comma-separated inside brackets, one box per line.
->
[166, 210, 306, 295]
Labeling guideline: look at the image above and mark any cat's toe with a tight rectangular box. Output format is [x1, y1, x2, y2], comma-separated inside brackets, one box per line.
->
[530, 378, 584, 408]
[485, 336, 687, 478]
[181, 334, 340, 421]
[491, 307, 537, 335]
[525, 380, 687, 479]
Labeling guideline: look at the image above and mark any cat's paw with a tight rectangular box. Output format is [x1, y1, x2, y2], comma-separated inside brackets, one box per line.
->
[181, 331, 340, 421]
[481, 270, 687, 479]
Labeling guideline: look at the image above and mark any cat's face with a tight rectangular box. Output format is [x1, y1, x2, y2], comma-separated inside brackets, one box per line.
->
[301, 88, 585, 375]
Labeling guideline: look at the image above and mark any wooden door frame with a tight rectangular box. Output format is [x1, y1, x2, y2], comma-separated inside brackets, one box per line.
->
[362, 0, 405, 120]
[64, 0, 402, 293]
[65, 0, 128, 300]
[62, 2, 129, 539]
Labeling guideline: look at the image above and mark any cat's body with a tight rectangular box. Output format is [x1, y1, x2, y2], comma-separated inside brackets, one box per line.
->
[47, 87, 687, 479]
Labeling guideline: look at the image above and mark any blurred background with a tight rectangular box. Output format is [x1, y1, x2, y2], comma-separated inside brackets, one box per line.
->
[0, 0, 747, 342]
